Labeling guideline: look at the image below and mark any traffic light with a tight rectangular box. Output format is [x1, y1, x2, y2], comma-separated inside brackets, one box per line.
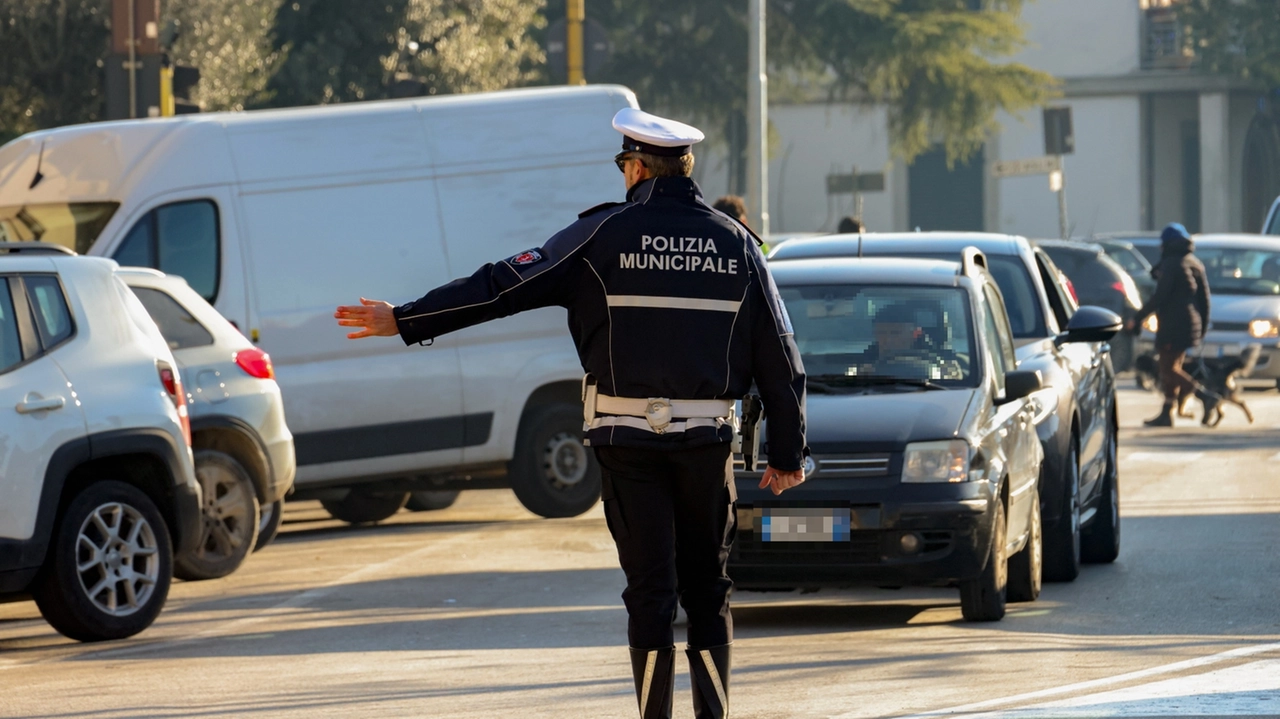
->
[1044, 107, 1074, 156]
[171, 63, 201, 114]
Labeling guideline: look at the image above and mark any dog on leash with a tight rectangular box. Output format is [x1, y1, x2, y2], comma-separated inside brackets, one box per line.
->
[1133, 344, 1262, 426]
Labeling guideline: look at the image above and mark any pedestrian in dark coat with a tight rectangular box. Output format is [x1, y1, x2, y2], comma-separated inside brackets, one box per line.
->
[1128, 222, 1213, 425]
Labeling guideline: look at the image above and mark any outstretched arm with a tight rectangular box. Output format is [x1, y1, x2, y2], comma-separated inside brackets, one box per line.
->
[335, 298, 398, 339]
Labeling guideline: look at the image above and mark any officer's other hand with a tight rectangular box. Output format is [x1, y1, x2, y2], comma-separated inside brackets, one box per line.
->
[334, 297, 398, 339]
[759, 466, 805, 496]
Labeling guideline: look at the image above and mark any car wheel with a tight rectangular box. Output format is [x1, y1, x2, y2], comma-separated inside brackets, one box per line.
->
[32, 481, 172, 642]
[510, 403, 601, 518]
[1043, 439, 1082, 582]
[320, 487, 410, 524]
[1081, 425, 1121, 563]
[406, 490, 461, 512]
[959, 498, 1007, 622]
[1006, 492, 1042, 603]
[175, 451, 260, 581]
[254, 499, 284, 552]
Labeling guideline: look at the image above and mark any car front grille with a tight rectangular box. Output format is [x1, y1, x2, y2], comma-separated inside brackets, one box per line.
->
[733, 452, 893, 479]
[1210, 321, 1249, 332]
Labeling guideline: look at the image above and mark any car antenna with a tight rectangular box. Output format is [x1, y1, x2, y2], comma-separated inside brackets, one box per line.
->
[857, 233, 863, 258]
[28, 140, 46, 190]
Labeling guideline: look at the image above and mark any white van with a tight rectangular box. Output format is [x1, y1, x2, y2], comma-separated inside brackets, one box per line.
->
[0, 85, 639, 521]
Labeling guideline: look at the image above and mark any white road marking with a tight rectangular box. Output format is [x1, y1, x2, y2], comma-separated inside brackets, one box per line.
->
[945, 659, 1280, 717]
[1123, 451, 1204, 463]
[874, 641, 1280, 719]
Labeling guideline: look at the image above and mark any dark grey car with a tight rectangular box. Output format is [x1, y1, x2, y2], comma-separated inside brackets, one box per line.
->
[770, 233, 1123, 582]
[732, 255, 1048, 620]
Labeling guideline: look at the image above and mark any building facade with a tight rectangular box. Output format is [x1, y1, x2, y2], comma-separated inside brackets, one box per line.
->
[693, 0, 1280, 238]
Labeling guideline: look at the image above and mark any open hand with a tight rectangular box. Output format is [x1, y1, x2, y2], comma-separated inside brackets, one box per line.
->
[334, 298, 398, 339]
[759, 465, 805, 496]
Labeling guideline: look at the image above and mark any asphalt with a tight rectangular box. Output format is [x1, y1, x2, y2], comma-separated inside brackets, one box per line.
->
[1, 381, 1277, 718]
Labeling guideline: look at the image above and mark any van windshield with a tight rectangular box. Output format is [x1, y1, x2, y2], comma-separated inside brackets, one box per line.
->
[0, 203, 119, 254]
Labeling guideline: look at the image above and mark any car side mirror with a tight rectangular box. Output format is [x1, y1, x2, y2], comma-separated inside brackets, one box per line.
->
[1054, 305, 1122, 346]
[1000, 370, 1042, 403]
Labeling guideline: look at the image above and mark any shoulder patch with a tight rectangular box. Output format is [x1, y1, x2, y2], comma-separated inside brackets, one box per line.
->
[578, 201, 624, 219]
[509, 249, 545, 266]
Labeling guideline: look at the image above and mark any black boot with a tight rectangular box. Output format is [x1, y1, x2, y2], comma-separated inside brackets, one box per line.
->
[629, 646, 674, 719]
[687, 643, 731, 719]
[1143, 402, 1174, 427]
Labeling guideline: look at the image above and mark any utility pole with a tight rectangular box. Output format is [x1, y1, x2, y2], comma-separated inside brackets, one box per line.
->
[567, 0, 585, 85]
[127, 0, 137, 118]
[747, 0, 769, 235]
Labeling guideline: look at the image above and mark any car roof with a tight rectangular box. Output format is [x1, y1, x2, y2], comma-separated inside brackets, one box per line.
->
[768, 256, 974, 288]
[1093, 231, 1160, 241]
[769, 231, 1029, 261]
[0, 249, 117, 274]
[1190, 233, 1280, 250]
[1031, 238, 1106, 255]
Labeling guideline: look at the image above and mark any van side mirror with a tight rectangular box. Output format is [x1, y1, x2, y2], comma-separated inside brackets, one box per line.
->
[1054, 305, 1122, 346]
[1000, 370, 1042, 403]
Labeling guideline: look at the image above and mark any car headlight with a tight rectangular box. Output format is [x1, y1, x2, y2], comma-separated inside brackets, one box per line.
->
[1248, 318, 1279, 338]
[1143, 315, 1158, 333]
[902, 439, 971, 483]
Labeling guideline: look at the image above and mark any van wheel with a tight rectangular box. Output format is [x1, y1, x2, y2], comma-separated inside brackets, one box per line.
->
[33, 481, 172, 642]
[1007, 492, 1042, 602]
[320, 487, 409, 524]
[510, 403, 601, 518]
[175, 451, 260, 581]
[959, 498, 1007, 621]
[254, 500, 284, 552]
[406, 490, 461, 511]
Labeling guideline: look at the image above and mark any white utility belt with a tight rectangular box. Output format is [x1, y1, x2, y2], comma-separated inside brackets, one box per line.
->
[583, 381, 736, 435]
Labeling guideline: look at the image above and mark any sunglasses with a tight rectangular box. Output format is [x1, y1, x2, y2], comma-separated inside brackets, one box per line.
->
[614, 151, 636, 172]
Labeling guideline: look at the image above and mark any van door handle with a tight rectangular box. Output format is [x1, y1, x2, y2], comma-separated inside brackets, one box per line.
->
[16, 393, 66, 414]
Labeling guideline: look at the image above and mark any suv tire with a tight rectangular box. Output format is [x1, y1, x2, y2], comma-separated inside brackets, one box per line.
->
[320, 487, 409, 524]
[33, 481, 173, 642]
[175, 450, 260, 581]
[1007, 492, 1042, 602]
[1043, 439, 1082, 582]
[406, 490, 461, 511]
[254, 499, 284, 552]
[510, 403, 601, 518]
[959, 498, 1007, 621]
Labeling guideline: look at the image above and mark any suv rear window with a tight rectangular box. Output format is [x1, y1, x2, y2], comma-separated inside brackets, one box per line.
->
[24, 275, 74, 349]
[0, 280, 22, 371]
[130, 287, 214, 350]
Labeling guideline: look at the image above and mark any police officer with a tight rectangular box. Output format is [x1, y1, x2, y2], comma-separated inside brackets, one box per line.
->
[334, 107, 808, 719]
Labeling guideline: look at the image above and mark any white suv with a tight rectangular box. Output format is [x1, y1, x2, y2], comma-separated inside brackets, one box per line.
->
[0, 244, 201, 642]
[120, 268, 295, 579]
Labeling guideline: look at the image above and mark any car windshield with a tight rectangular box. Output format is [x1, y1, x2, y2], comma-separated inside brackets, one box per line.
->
[1196, 247, 1280, 296]
[1102, 246, 1150, 275]
[779, 284, 978, 389]
[884, 253, 1045, 339]
[0, 203, 119, 254]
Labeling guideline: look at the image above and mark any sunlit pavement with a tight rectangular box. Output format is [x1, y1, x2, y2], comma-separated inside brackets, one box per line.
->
[1, 379, 1278, 718]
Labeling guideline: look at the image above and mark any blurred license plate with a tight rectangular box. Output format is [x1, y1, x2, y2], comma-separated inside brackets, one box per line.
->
[759, 508, 850, 542]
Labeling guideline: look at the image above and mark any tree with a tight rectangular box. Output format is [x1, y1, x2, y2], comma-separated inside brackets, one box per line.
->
[1179, 0, 1280, 91]
[257, 0, 546, 108]
[0, 0, 110, 145]
[546, 0, 1055, 191]
[166, 0, 280, 111]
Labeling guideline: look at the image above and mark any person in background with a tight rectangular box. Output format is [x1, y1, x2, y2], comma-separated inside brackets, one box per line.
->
[1127, 222, 1214, 426]
[838, 216, 866, 233]
[712, 194, 769, 254]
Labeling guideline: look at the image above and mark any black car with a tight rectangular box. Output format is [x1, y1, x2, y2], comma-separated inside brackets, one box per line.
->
[1032, 239, 1144, 371]
[770, 233, 1123, 582]
[732, 254, 1052, 620]
[1092, 238, 1157, 302]
[1093, 232, 1163, 267]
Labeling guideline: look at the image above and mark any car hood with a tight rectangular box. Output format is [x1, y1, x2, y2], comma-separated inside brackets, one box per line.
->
[800, 388, 977, 452]
[1208, 294, 1280, 322]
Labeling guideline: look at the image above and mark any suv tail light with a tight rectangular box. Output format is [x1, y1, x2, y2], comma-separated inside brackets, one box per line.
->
[234, 348, 275, 380]
[1064, 277, 1079, 304]
[157, 361, 192, 447]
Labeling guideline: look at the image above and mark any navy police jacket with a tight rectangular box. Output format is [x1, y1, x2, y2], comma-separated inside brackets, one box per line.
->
[393, 176, 808, 471]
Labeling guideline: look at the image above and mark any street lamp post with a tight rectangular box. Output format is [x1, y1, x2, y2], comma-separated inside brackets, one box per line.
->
[747, 0, 768, 235]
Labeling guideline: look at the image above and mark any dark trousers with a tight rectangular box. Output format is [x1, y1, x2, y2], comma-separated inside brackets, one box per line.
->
[595, 443, 737, 650]
[1157, 345, 1196, 402]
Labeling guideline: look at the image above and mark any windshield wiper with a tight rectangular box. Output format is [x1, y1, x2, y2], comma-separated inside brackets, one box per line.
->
[808, 374, 947, 391]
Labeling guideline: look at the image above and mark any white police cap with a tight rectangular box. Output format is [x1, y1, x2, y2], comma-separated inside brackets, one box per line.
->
[612, 107, 704, 157]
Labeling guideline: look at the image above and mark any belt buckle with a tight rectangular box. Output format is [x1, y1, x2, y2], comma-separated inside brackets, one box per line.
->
[645, 398, 672, 433]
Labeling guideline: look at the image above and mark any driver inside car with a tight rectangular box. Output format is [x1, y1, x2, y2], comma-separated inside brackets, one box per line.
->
[851, 303, 964, 380]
